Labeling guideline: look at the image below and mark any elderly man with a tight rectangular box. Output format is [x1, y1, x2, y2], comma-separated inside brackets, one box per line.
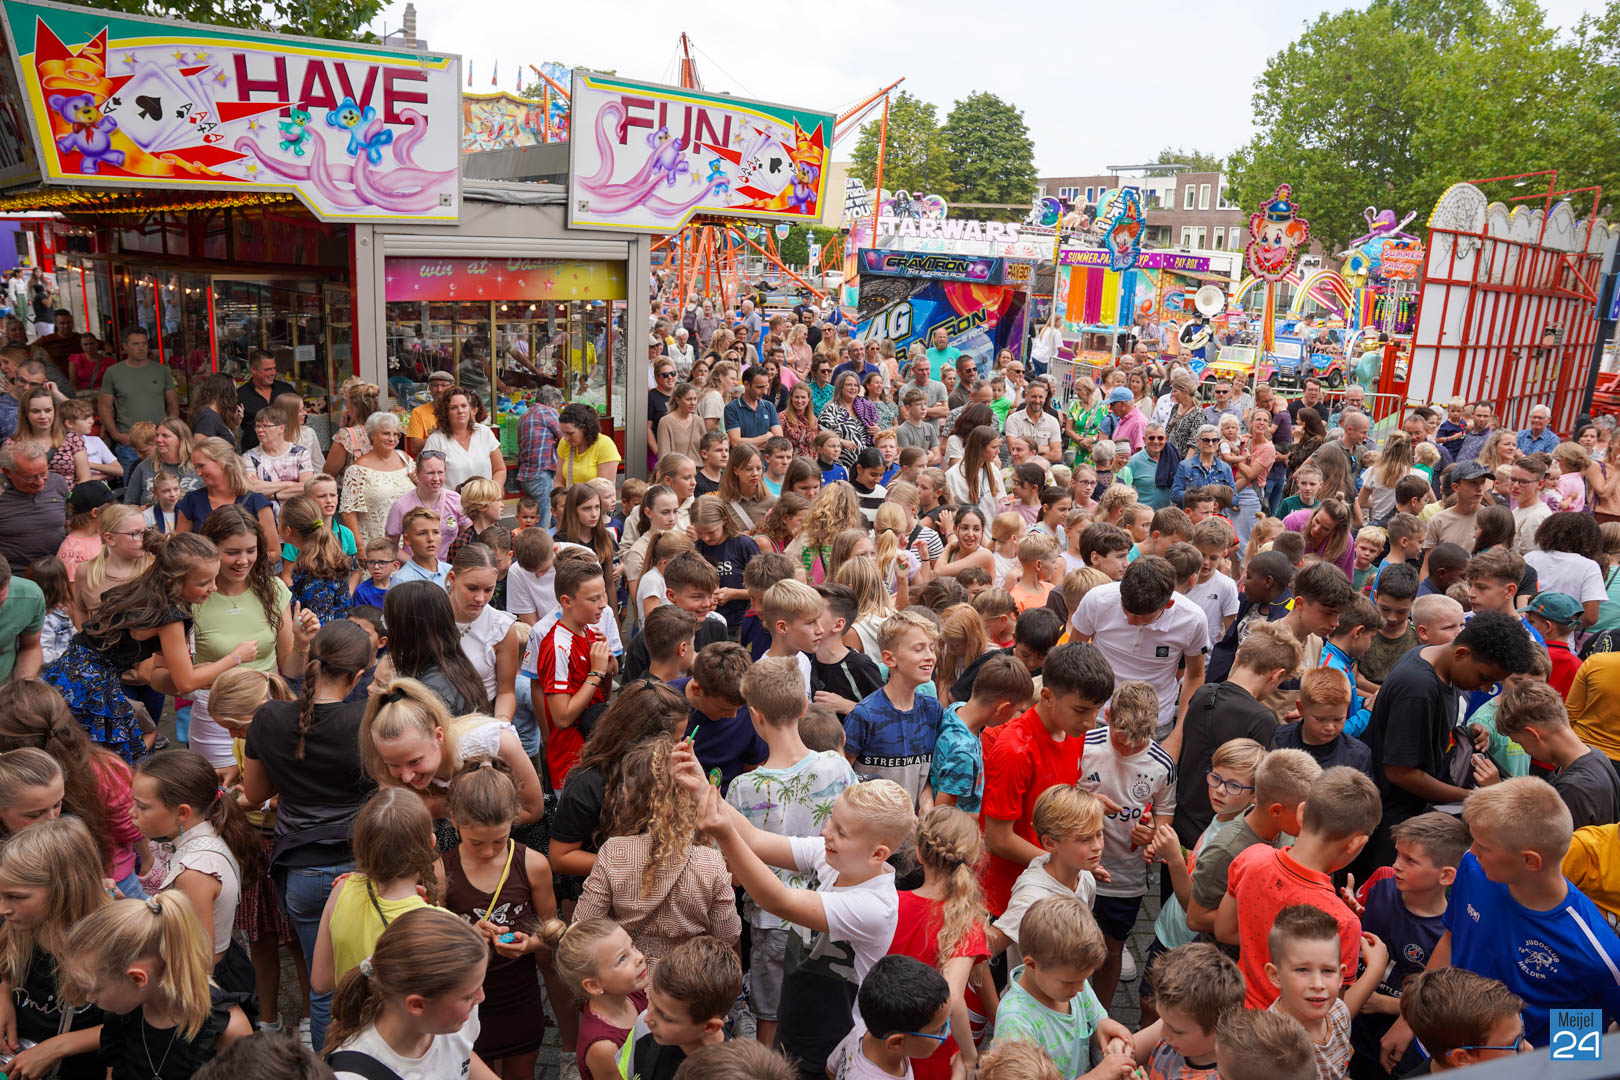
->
[1518, 405, 1559, 456]
[517, 385, 563, 529]
[1105, 386, 1147, 454]
[726, 365, 783, 449]
[1127, 422, 1174, 509]
[739, 298, 762, 342]
[904, 355, 950, 436]
[1455, 401, 1496, 463]
[925, 326, 963, 381]
[1006, 379, 1062, 462]
[99, 326, 178, 471]
[403, 369, 455, 457]
[1335, 409, 1371, 473]
[694, 300, 721, 350]
[0, 440, 69, 573]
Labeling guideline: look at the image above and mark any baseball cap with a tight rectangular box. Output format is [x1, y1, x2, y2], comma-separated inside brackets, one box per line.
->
[1106, 386, 1134, 405]
[428, 370, 454, 383]
[1451, 460, 1492, 483]
[1526, 591, 1583, 626]
[68, 480, 118, 515]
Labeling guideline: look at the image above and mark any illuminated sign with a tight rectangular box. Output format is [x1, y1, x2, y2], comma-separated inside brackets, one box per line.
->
[1059, 249, 1212, 272]
[860, 248, 1004, 284]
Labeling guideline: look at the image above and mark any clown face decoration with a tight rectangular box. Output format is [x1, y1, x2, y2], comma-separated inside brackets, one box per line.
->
[1102, 187, 1145, 271]
[1246, 184, 1311, 282]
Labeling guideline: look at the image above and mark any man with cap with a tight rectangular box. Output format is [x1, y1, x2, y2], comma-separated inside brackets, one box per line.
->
[1422, 460, 1491, 570]
[1523, 592, 1585, 696]
[1104, 385, 1146, 454]
[1005, 378, 1062, 463]
[0, 440, 69, 573]
[405, 370, 456, 457]
[236, 348, 295, 452]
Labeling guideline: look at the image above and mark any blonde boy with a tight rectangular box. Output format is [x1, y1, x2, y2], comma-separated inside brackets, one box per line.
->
[990, 785, 1105, 959]
[1189, 517, 1239, 643]
[1008, 533, 1060, 612]
[759, 578, 824, 698]
[1081, 680, 1176, 1008]
[844, 610, 944, 808]
[391, 506, 448, 586]
[989, 895, 1137, 1080]
[679, 755, 914, 1068]
[1352, 526, 1386, 590]
[1493, 679, 1620, 829]
[1130, 943, 1245, 1080]
[725, 656, 858, 1047]
[1216, 1010, 1315, 1080]
[354, 536, 396, 607]
[1411, 593, 1465, 646]
[1265, 904, 1388, 1080]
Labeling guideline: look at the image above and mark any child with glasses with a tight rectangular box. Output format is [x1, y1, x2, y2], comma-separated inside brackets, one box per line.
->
[353, 537, 397, 607]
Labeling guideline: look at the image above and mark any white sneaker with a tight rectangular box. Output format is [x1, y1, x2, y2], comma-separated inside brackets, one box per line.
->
[298, 1018, 312, 1049]
[1119, 948, 1139, 982]
[559, 1057, 582, 1080]
[256, 1018, 283, 1035]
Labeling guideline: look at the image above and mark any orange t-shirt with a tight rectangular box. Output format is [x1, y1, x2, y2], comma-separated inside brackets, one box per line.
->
[1228, 844, 1361, 1009]
[1008, 579, 1053, 612]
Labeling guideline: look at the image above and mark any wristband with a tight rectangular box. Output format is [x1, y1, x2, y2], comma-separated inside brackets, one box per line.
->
[588, 671, 607, 680]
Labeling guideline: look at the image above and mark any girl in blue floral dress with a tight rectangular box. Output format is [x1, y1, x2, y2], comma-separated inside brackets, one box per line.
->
[278, 494, 354, 626]
[44, 532, 256, 763]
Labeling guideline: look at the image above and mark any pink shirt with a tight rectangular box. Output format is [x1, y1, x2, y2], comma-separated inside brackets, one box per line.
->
[95, 754, 145, 880]
[1111, 406, 1147, 454]
[1283, 507, 1355, 577]
[384, 488, 470, 560]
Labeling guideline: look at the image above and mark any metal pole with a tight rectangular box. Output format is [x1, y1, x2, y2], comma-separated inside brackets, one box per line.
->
[1582, 238, 1620, 416]
[869, 95, 889, 254]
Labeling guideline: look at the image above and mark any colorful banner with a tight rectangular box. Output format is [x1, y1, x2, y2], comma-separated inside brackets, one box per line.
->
[461, 91, 549, 153]
[0, 6, 36, 190]
[859, 248, 1006, 285]
[1059, 249, 1211, 271]
[566, 70, 832, 234]
[384, 257, 627, 302]
[0, 0, 461, 221]
[856, 275, 1027, 375]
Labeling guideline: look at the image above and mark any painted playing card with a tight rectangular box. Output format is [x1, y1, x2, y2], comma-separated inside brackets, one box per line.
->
[105, 66, 188, 151]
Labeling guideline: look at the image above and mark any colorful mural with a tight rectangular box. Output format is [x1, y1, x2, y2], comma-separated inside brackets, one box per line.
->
[856, 274, 1028, 375]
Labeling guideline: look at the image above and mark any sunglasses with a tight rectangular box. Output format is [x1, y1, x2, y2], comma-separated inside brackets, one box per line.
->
[656, 370, 676, 378]
[1198, 437, 1219, 444]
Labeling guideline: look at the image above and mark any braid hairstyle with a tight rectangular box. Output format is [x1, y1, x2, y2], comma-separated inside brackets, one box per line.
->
[0, 679, 120, 869]
[61, 891, 214, 1040]
[325, 907, 487, 1055]
[135, 749, 264, 882]
[293, 620, 374, 760]
[200, 505, 283, 634]
[914, 806, 988, 966]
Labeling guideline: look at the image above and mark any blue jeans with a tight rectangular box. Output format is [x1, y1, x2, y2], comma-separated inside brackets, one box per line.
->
[1235, 486, 1262, 554]
[113, 441, 140, 484]
[283, 860, 353, 1050]
[114, 868, 147, 901]
[521, 471, 555, 530]
[1265, 472, 1287, 517]
[513, 675, 541, 758]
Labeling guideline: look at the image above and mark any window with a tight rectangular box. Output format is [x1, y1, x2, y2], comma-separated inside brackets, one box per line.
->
[1229, 226, 1243, 247]
[1199, 184, 1211, 211]
[1085, 187, 1095, 203]
[1212, 231, 1224, 250]
[1181, 227, 1195, 247]
[1218, 187, 1236, 210]
[1194, 227, 1207, 248]
[1059, 186, 1079, 203]
[1184, 185, 1196, 210]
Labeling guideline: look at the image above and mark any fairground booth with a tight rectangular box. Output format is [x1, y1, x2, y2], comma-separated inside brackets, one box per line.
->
[0, 0, 659, 464]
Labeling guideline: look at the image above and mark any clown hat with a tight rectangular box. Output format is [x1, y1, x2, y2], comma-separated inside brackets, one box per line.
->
[1265, 196, 1297, 222]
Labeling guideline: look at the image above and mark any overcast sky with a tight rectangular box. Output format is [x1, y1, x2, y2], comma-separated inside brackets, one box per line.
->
[386, 0, 1600, 176]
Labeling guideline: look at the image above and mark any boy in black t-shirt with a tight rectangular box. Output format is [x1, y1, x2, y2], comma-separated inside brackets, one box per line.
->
[1492, 678, 1620, 829]
[808, 583, 883, 716]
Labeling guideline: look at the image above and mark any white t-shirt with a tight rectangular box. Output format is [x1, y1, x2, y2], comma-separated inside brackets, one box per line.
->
[727, 751, 859, 929]
[526, 599, 624, 661]
[945, 461, 1002, 523]
[1525, 549, 1608, 605]
[787, 834, 898, 1021]
[992, 853, 1096, 964]
[1513, 500, 1553, 554]
[829, 1024, 913, 1080]
[634, 565, 667, 628]
[1358, 465, 1427, 522]
[424, 424, 501, 489]
[160, 820, 239, 958]
[83, 434, 116, 465]
[457, 603, 517, 702]
[1070, 582, 1210, 736]
[1189, 570, 1239, 644]
[1078, 727, 1177, 897]
[331, 1011, 481, 1080]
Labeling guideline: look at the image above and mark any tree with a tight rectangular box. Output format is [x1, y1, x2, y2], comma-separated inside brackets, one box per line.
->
[849, 92, 948, 197]
[939, 92, 1038, 215]
[95, 0, 382, 41]
[1147, 148, 1225, 176]
[777, 226, 840, 266]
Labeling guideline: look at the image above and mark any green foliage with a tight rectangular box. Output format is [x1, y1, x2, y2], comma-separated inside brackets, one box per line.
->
[1147, 148, 1225, 176]
[850, 92, 948, 197]
[1229, 0, 1620, 253]
[89, 0, 382, 41]
[777, 225, 840, 265]
[940, 92, 1038, 216]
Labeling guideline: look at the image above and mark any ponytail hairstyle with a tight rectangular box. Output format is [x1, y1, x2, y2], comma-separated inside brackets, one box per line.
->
[653, 453, 694, 490]
[351, 786, 439, 905]
[635, 483, 677, 537]
[0, 815, 108, 986]
[447, 757, 519, 830]
[755, 491, 810, 552]
[291, 620, 373, 760]
[358, 676, 462, 787]
[645, 529, 694, 573]
[559, 482, 616, 570]
[341, 378, 381, 431]
[200, 505, 282, 634]
[873, 502, 907, 584]
[281, 495, 349, 581]
[325, 907, 488, 1054]
[85, 531, 219, 647]
[914, 807, 987, 965]
[600, 738, 705, 898]
[935, 603, 988, 701]
[0, 679, 123, 869]
[833, 556, 896, 622]
[382, 582, 490, 715]
[134, 749, 263, 883]
[206, 668, 294, 732]
[81, 504, 154, 601]
[536, 916, 626, 1001]
[61, 891, 213, 1039]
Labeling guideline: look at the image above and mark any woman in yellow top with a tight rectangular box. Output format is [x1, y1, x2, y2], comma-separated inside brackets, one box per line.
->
[311, 788, 435, 995]
[555, 401, 621, 488]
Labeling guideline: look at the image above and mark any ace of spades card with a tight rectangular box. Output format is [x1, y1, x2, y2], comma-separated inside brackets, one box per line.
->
[102, 66, 193, 151]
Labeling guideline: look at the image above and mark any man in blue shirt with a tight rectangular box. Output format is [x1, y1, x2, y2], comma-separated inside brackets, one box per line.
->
[1456, 401, 1496, 463]
[1517, 404, 1559, 456]
[924, 326, 963, 380]
[723, 365, 782, 449]
[1126, 423, 1173, 509]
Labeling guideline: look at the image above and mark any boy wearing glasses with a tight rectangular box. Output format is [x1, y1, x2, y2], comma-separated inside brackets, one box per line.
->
[1506, 454, 1551, 554]
[353, 536, 397, 607]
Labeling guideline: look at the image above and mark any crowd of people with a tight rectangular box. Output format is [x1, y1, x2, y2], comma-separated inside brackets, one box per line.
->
[0, 288, 1617, 1080]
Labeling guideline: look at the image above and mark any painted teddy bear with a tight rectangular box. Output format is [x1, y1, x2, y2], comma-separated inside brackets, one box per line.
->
[49, 93, 124, 174]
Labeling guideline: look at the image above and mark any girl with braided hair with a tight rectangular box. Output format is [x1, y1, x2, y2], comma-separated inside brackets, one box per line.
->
[572, 738, 740, 969]
[886, 806, 992, 1080]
